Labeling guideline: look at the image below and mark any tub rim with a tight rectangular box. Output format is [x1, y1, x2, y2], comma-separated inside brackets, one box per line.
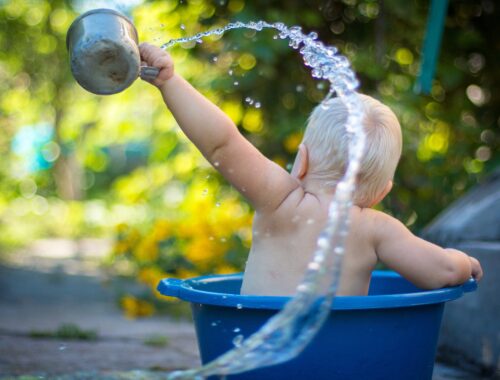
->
[157, 270, 476, 310]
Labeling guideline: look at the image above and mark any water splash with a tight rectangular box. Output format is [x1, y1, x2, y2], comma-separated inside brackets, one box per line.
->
[73, 0, 145, 14]
[164, 21, 365, 379]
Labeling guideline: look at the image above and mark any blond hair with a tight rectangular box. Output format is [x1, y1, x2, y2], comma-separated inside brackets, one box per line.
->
[302, 94, 402, 206]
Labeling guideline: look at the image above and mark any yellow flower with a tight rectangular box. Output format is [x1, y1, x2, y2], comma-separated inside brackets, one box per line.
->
[115, 223, 129, 234]
[134, 237, 159, 262]
[176, 268, 200, 279]
[152, 219, 173, 241]
[216, 264, 238, 275]
[113, 240, 129, 255]
[138, 267, 166, 289]
[125, 227, 141, 247]
[284, 131, 304, 153]
[120, 295, 155, 319]
[272, 156, 287, 169]
[185, 237, 221, 267]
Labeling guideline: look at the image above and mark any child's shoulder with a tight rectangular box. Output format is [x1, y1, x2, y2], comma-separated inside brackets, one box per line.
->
[350, 207, 399, 237]
[353, 207, 410, 247]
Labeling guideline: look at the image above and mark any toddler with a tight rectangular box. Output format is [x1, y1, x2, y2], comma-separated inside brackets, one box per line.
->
[139, 43, 482, 296]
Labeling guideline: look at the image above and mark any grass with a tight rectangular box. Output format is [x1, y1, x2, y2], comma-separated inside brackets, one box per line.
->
[143, 335, 169, 347]
[29, 323, 98, 341]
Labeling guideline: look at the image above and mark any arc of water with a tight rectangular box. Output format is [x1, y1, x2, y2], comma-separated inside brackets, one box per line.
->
[164, 21, 365, 379]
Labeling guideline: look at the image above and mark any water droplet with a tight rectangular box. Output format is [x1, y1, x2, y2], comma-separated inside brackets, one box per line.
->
[211, 322, 218, 327]
[236, 303, 243, 309]
[59, 345, 66, 351]
[180, 24, 186, 30]
[254, 102, 261, 108]
[233, 327, 241, 333]
[308, 262, 320, 271]
[232, 334, 244, 347]
[213, 56, 218, 62]
[233, 81, 239, 86]
[296, 84, 304, 92]
[214, 161, 220, 167]
[314, 255, 325, 264]
[215, 202, 221, 207]
[297, 284, 311, 293]
[228, 69, 233, 76]
[318, 236, 329, 249]
[307, 31, 318, 40]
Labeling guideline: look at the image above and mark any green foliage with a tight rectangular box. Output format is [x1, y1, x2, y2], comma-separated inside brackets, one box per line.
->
[29, 323, 98, 340]
[143, 335, 170, 347]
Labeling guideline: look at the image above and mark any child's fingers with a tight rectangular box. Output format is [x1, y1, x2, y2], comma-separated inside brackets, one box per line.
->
[153, 54, 172, 69]
[139, 43, 158, 63]
[470, 257, 483, 281]
[139, 43, 171, 68]
[138, 42, 174, 85]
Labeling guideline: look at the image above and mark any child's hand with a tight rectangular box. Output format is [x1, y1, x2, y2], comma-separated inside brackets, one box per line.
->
[139, 43, 174, 88]
[469, 256, 483, 281]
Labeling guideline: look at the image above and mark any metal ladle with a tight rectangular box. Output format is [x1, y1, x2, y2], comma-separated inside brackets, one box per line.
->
[66, 8, 159, 95]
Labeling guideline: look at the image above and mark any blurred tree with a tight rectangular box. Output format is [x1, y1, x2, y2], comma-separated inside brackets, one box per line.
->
[0, 0, 84, 200]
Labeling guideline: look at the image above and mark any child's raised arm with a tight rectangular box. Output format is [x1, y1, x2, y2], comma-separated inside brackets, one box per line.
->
[372, 210, 483, 289]
[139, 43, 299, 212]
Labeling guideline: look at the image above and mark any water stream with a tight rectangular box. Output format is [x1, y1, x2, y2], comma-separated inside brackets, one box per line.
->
[162, 21, 365, 379]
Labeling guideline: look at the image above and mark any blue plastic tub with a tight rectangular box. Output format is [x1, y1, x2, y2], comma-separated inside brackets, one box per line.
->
[158, 271, 476, 380]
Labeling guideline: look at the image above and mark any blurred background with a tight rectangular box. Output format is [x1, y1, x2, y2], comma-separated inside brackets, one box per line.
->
[0, 0, 498, 314]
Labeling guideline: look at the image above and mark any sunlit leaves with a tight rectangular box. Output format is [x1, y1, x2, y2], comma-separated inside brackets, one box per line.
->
[242, 108, 263, 132]
[394, 48, 414, 66]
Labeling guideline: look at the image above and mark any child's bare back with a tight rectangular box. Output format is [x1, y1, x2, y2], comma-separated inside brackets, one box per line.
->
[242, 191, 377, 296]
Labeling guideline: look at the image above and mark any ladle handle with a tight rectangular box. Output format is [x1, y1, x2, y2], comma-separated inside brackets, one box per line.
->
[140, 66, 160, 81]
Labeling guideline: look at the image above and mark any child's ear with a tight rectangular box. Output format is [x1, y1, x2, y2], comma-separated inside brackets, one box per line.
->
[369, 180, 393, 207]
[291, 143, 309, 180]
